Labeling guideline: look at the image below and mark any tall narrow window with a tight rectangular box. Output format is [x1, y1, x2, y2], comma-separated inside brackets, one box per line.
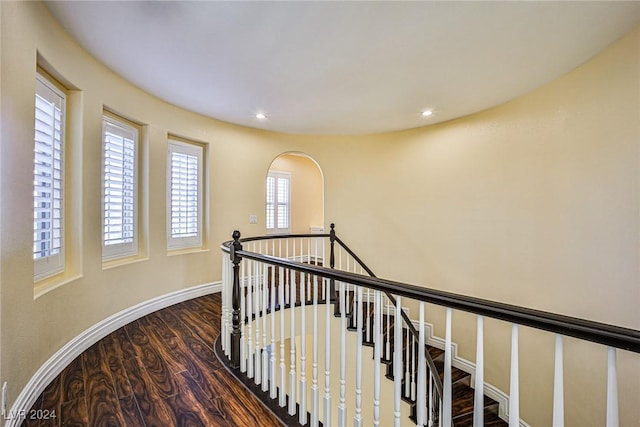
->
[102, 114, 139, 260]
[33, 72, 65, 280]
[266, 171, 290, 233]
[167, 139, 203, 250]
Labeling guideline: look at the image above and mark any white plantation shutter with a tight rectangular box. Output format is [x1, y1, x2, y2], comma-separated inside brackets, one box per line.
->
[266, 176, 275, 229]
[167, 140, 203, 249]
[266, 171, 290, 233]
[33, 74, 65, 280]
[102, 116, 138, 259]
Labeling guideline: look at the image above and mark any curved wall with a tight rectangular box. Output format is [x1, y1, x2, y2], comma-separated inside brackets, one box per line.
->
[1, 2, 638, 425]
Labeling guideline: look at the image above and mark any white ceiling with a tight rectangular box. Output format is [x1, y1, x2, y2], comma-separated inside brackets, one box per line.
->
[46, 1, 640, 136]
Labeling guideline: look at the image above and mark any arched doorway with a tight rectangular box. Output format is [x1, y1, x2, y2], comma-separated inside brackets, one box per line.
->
[266, 152, 324, 234]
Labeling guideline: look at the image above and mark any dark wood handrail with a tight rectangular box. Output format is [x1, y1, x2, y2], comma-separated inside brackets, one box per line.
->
[222, 241, 640, 354]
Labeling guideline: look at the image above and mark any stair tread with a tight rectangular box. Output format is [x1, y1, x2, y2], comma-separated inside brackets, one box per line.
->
[433, 361, 471, 384]
[451, 381, 498, 419]
[453, 407, 507, 427]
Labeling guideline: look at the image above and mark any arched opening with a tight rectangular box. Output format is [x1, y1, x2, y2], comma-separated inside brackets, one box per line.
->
[266, 152, 324, 234]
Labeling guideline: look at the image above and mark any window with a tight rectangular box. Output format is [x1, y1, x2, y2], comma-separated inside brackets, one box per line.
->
[266, 171, 290, 233]
[167, 139, 203, 250]
[102, 114, 139, 260]
[33, 72, 65, 280]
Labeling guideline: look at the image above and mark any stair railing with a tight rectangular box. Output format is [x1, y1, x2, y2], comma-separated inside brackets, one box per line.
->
[329, 225, 444, 424]
[220, 226, 640, 427]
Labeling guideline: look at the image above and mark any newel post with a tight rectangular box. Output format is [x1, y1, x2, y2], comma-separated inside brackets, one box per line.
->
[230, 230, 243, 369]
[330, 223, 338, 313]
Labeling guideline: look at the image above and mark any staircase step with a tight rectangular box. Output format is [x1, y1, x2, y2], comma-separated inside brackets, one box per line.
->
[433, 361, 471, 384]
[453, 406, 506, 427]
[451, 380, 498, 420]
[428, 345, 445, 360]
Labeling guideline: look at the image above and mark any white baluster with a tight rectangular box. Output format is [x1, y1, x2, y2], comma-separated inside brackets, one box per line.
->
[270, 262, 277, 399]
[338, 281, 347, 426]
[300, 272, 308, 425]
[473, 316, 484, 427]
[279, 266, 286, 407]
[373, 291, 381, 426]
[394, 296, 402, 427]
[245, 260, 251, 375]
[606, 347, 619, 427]
[366, 289, 372, 343]
[386, 298, 391, 361]
[255, 260, 262, 385]
[353, 285, 363, 427]
[312, 274, 319, 427]
[404, 328, 410, 398]
[285, 241, 290, 305]
[262, 263, 269, 392]
[417, 302, 426, 427]
[324, 277, 332, 426]
[443, 308, 452, 427]
[411, 336, 416, 401]
[307, 239, 312, 301]
[428, 372, 434, 426]
[289, 268, 297, 416]
[552, 334, 564, 427]
[240, 262, 251, 372]
[509, 324, 519, 427]
[322, 238, 326, 297]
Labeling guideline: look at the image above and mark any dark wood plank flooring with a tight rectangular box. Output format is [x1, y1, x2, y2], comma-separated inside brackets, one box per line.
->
[21, 293, 284, 427]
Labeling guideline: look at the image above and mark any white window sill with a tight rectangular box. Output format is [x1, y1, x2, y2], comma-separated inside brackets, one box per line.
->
[167, 247, 210, 257]
[102, 255, 149, 271]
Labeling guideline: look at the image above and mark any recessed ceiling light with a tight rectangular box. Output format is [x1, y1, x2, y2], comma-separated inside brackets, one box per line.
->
[255, 113, 267, 119]
[421, 110, 433, 117]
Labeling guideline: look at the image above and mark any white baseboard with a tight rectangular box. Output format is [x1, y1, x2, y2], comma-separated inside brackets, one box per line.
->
[5, 281, 221, 427]
[411, 318, 531, 427]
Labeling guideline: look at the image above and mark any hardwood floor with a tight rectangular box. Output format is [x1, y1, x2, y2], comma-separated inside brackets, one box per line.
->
[21, 293, 284, 427]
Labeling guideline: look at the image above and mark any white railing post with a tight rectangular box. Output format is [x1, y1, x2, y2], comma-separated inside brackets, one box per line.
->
[606, 347, 619, 427]
[289, 269, 297, 416]
[324, 278, 332, 426]
[243, 260, 250, 374]
[509, 324, 520, 427]
[246, 260, 253, 378]
[473, 316, 484, 427]
[417, 302, 426, 427]
[269, 263, 277, 399]
[262, 263, 269, 392]
[404, 328, 410, 399]
[254, 260, 262, 385]
[552, 334, 564, 427]
[373, 290, 381, 427]
[393, 296, 403, 427]
[353, 285, 364, 427]
[299, 272, 308, 425]
[311, 275, 319, 427]
[279, 266, 286, 407]
[443, 308, 452, 427]
[338, 281, 347, 426]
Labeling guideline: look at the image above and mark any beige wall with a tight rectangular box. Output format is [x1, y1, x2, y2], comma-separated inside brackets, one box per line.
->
[269, 153, 324, 234]
[1, 2, 638, 425]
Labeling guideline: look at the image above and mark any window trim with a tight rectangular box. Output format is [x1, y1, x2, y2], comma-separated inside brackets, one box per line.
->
[101, 113, 140, 261]
[166, 139, 204, 251]
[33, 71, 66, 281]
[266, 170, 291, 235]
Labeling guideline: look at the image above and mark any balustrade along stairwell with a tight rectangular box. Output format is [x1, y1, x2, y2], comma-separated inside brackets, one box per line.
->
[217, 224, 640, 427]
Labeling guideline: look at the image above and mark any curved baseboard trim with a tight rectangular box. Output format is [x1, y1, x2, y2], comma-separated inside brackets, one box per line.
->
[5, 281, 221, 427]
